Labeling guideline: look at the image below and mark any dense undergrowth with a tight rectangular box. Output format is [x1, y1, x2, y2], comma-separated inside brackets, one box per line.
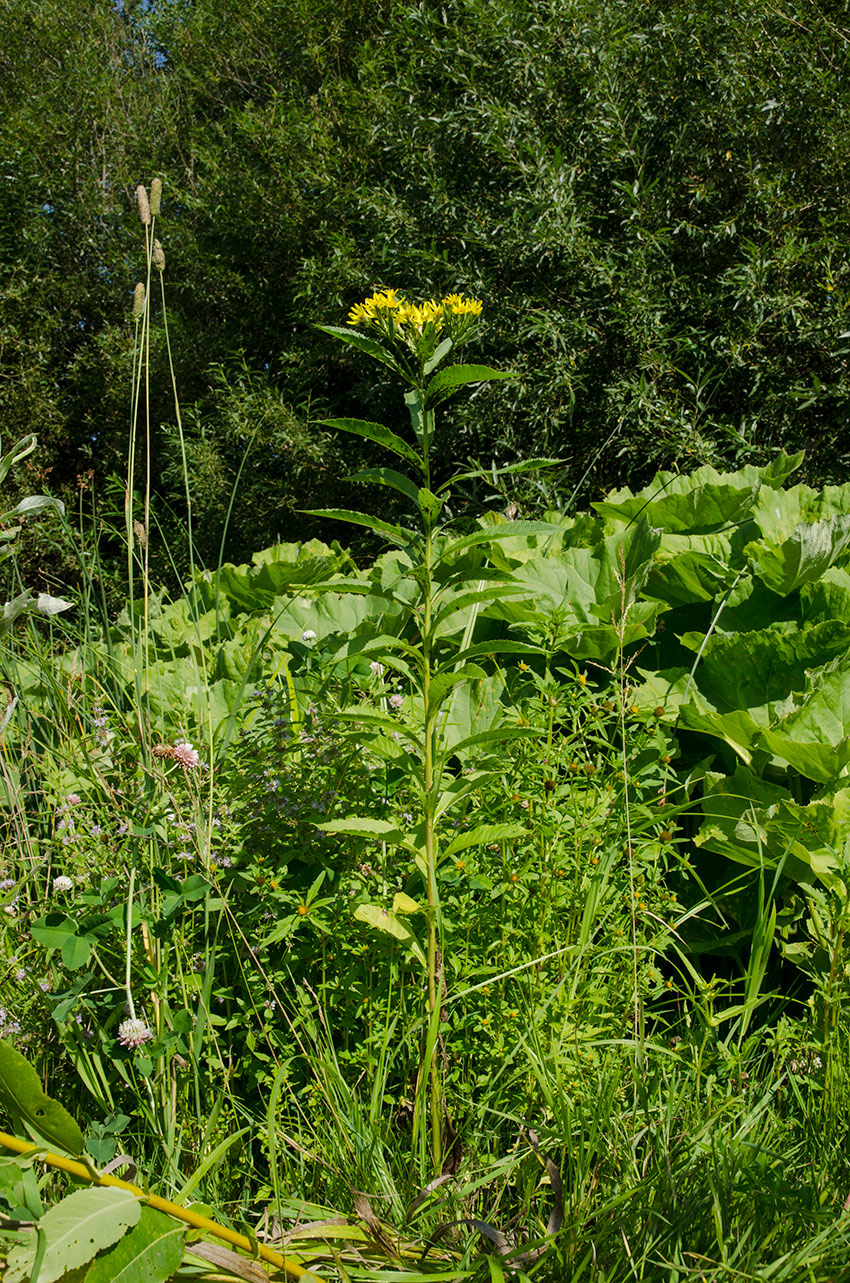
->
[2, 211, 850, 1281]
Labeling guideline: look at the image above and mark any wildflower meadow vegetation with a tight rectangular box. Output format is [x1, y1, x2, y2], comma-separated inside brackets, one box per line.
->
[3, 177, 850, 1283]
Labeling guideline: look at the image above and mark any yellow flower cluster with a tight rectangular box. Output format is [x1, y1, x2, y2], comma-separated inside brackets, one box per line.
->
[347, 288, 483, 338]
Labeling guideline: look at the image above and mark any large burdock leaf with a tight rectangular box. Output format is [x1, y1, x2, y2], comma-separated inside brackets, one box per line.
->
[4, 1187, 141, 1283]
[747, 516, 850, 596]
[85, 1205, 184, 1283]
[746, 482, 850, 595]
[696, 766, 845, 891]
[0, 1039, 85, 1154]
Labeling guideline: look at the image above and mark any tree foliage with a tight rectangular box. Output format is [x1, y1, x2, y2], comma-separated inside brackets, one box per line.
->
[3, 0, 850, 576]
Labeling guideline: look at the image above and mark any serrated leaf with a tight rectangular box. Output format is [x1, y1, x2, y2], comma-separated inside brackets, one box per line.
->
[314, 324, 406, 376]
[317, 817, 408, 842]
[428, 666, 487, 716]
[4, 1187, 141, 1283]
[348, 466, 421, 504]
[424, 363, 512, 406]
[0, 1040, 85, 1154]
[85, 1205, 184, 1283]
[442, 823, 527, 859]
[319, 417, 422, 467]
[300, 508, 414, 547]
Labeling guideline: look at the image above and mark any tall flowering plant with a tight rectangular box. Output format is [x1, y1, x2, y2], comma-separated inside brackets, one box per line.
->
[312, 290, 557, 1170]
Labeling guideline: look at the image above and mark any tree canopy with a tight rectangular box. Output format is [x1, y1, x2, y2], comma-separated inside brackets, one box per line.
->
[3, 0, 850, 577]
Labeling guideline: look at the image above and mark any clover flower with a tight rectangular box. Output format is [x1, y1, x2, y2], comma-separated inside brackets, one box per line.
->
[302, 629, 317, 642]
[52, 875, 74, 894]
[117, 1017, 153, 1049]
[389, 693, 404, 709]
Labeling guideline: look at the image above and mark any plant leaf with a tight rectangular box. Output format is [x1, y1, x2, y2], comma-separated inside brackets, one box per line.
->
[441, 824, 527, 859]
[0, 1040, 85, 1154]
[314, 324, 406, 376]
[300, 508, 414, 547]
[4, 1187, 141, 1283]
[85, 1206, 184, 1283]
[424, 364, 512, 406]
[320, 417, 422, 468]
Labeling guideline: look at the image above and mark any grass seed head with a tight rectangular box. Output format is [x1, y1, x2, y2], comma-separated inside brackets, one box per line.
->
[132, 282, 145, 318]
[136, 184, 151, 225]
[153, 239, 165, 272]
[150, 177, 162, 216]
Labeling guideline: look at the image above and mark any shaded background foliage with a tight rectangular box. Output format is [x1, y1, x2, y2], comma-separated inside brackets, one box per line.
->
[3, 0, 850, 582]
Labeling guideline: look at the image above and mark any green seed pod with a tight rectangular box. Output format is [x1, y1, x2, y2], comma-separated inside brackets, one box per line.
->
[132, 282, 145, 318]
[150, 177, 162, 216]
[136, 184, 150, 225]
[152, 240, 165, 272]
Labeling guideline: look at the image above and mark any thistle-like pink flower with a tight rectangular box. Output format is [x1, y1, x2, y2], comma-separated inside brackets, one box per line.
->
[172, 741, 200, 769]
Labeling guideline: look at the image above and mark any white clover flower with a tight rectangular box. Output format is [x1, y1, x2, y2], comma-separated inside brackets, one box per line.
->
[117, 1017, 153, 1049]
[65, 793, 82, 806]
[389, 693, 404, 708]
[173, 741, 200, 769]
[302, 629, 317, 642]
[369, 661, 385, 678]
[52, 875, 74, 894]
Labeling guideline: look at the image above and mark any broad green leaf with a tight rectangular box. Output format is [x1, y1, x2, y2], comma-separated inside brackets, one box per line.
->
[424, 363, 512, 406]
[441, 457, 563, 491]
[85, 1206, 184, 1283]
[747, 515, 850, 595]
[0, 433, 37, 485]
[348, 466, 421, 505]
[0, 495, 65, 522]
[759, 727, 850, 783]
[441, 823, 527, 860]
[392, 893, 420, 914]
[444, 522, 562, 558]
[319, 417, 422, 467]
[313, 324, 406, 376]
[318, 817, 413, 848]
[333, 706, 424, 748]
[427, 665, 487, 716]
[696, 768, 845, 891]
[775, 653, 850, 748]
[439, 671, 507, 755]
[0, 1040, 85, 1154]
[678, 620, 850, 720]
[354, 904, 426, 964]
[300, 508, 414, 547]
[417, 487, 444, 522]
[677, 704, 763, 764]
[423, 335, 453, 375]
[4, 1187, 141, 1283]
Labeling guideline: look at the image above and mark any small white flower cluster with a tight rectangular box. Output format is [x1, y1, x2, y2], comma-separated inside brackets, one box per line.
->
[92, 706, 114, 748]
[301, 629, 317, 642]
[52, 875, 74, 894]
[117, 1017, 153, 1050]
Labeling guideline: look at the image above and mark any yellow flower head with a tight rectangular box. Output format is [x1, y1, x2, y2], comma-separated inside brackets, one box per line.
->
[442, 292, 483, 317]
